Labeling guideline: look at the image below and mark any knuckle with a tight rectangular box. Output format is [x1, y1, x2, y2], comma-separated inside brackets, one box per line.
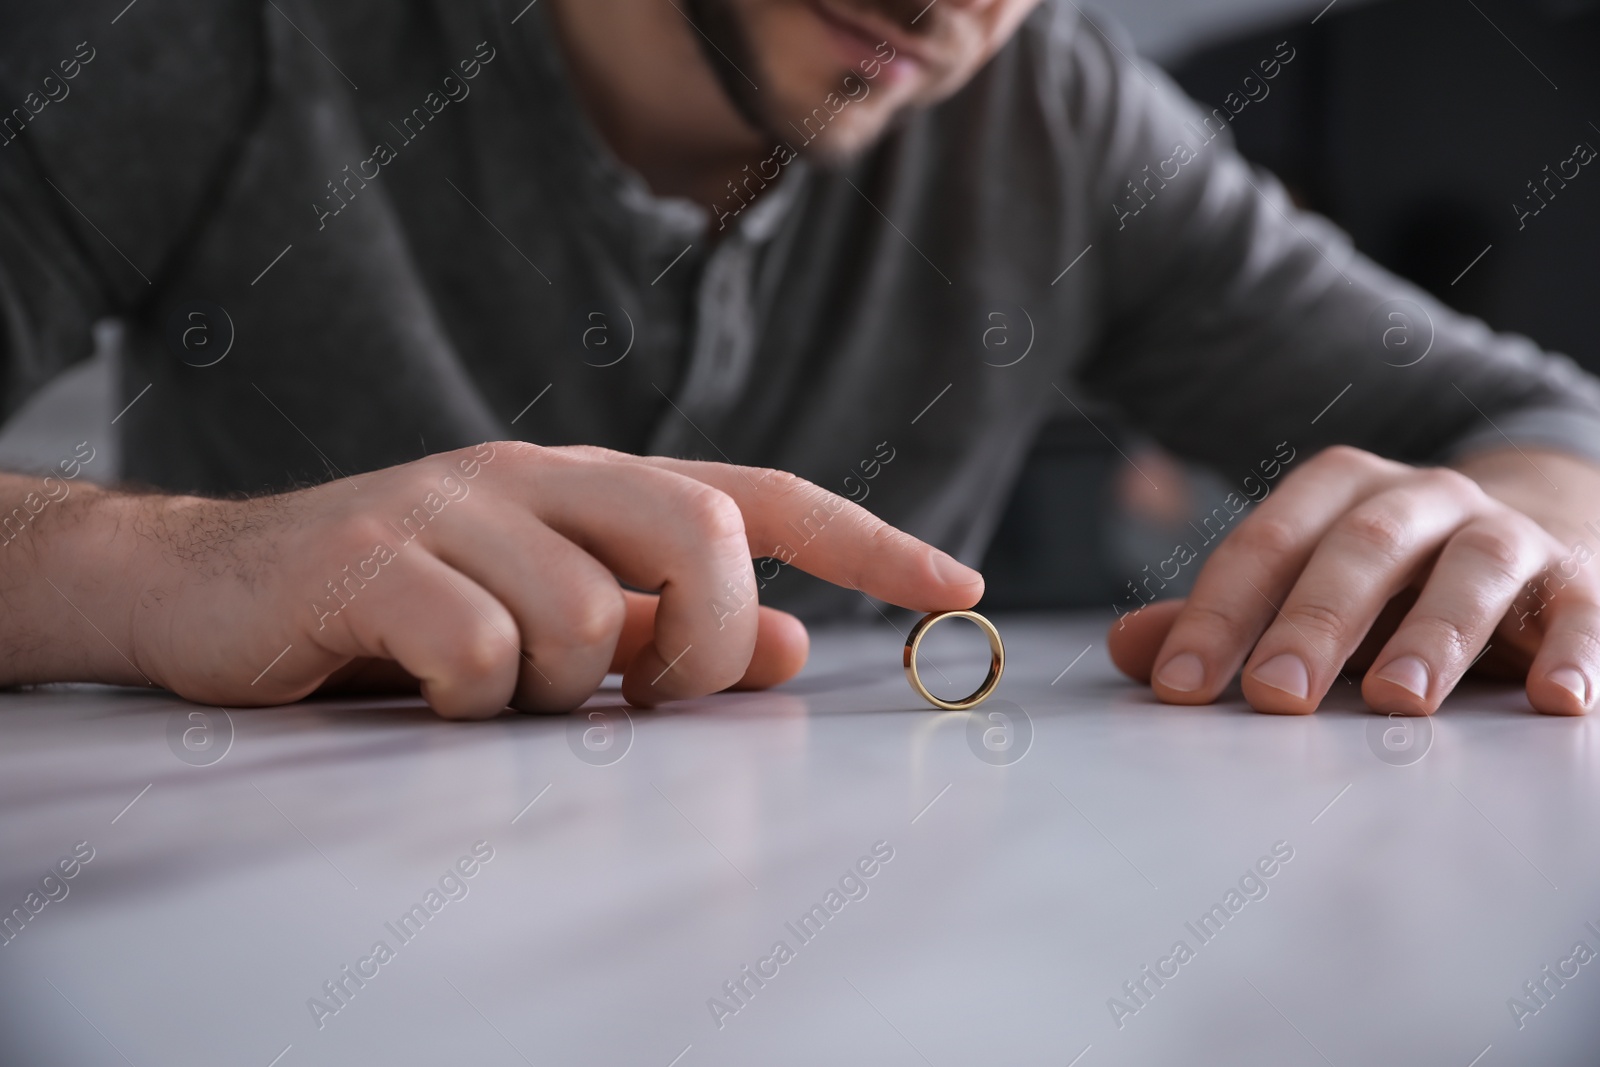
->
[404, 463, 451, 496]
[866, 519, 910, 554]
[447, 617, 516, 678]
[492, 439, 545, 466]
[1296, 444, 1403, 487]
[1337, 504, 1412, 561]
[1284, 598, 1348, 642]
[1450, 522, 1527, 574]
[1404, 611, 1479, 662]
[340, 515, 394, 552]
[557, 584, 627, 650]
[386, 489, 442, 539]
[1227, 515, 1302, 560]
[752, 466, 807, 496]
[1313, 444, 1380, 473]
[427, 456, 474, 490]
[551, 443, 623, 465]
[680, 485, 746, 544]
[1420, 466, 1482, 501]
[763, 467, 852, 519]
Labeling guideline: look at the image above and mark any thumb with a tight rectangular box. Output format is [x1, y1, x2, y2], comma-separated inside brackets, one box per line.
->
[1107, 598, 1186, 684]
[612, 590, 809, 691]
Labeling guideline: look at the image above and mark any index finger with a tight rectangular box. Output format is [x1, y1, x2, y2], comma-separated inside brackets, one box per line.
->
[635, 457, 985, 612]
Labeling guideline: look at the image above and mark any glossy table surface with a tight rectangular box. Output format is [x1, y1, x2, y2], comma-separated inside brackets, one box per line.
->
[2, 613, 1598, 1067]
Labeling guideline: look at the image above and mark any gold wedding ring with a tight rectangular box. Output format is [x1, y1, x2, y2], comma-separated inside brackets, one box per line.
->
[903, 610, 1005, 710]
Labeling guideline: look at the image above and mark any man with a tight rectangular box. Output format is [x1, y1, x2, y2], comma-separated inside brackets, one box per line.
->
[1, 0, 1597, 720]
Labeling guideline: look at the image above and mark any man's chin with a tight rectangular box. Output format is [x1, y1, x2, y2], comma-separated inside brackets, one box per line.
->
[762, 102, 908, 167]
[785, 127, 882, 168]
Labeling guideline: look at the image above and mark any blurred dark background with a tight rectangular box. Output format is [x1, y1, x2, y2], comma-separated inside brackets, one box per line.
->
[982, 0, 1600, 610]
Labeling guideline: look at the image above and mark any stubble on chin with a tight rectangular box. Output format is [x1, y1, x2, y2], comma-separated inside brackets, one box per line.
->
[681, 0, 919, 167]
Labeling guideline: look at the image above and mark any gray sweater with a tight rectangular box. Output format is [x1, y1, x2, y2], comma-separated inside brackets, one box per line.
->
[3, 0, 1598, 618]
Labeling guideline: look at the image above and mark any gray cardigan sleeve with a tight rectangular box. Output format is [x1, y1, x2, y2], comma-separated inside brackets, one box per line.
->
[1069, 19, 1600, 475]
[0, 3, 260, 422]
[0, 123, 109, 422]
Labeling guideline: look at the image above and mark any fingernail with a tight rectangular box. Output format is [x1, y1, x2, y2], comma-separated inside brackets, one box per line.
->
[1155, 652, 1205, 692]
[1375, 655, 1430, 700]
[1251, 653, 1310, 699]
[1548, 667, 1590, 707]
[930, 550, 982, 587]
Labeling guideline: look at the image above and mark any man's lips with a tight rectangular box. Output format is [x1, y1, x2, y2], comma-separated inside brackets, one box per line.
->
[806, 0, 930, 65]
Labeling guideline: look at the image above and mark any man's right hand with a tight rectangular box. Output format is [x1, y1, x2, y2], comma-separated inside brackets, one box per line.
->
[23, 442, 983, 719]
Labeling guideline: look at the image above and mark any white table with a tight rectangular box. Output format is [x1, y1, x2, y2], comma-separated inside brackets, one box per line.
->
[2, 614, 1596, 1066]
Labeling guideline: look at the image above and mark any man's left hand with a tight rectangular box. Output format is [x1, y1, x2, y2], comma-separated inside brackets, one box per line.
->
[1108, 445, 1600, 715]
